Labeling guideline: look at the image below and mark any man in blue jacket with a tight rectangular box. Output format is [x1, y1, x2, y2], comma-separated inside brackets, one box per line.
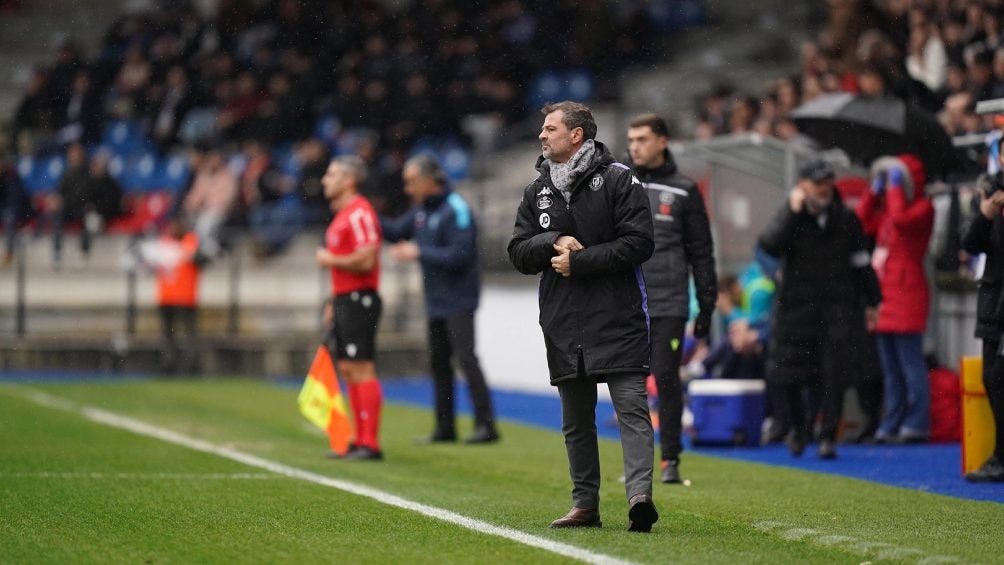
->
[382, 154, 499, 444]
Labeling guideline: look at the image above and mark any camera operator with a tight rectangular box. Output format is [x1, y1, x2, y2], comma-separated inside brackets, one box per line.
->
[961, 153, 1004, 482]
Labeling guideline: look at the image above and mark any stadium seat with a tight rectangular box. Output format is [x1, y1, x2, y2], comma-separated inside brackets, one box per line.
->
[17, 154, 65, 195]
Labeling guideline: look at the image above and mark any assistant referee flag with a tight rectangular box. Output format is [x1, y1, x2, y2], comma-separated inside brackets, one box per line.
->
[298, 345, 352, 455]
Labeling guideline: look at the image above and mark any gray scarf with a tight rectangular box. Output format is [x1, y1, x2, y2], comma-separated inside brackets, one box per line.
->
[547, 139, 596, 202]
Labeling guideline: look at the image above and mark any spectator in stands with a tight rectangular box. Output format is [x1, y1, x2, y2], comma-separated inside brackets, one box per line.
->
[246, 142, 302, 258]
[1, 147, 30, 266]
[111, 45, 151, 117]
[43, 142, 92, 266]
[508, 101, 657, 532]
[857, 155, 935, 444]
[381, 154, 499, 445]
[84, 151, 123, 233]
[148, 65, 195, 153]
[153, 216, 201, 375]
[758, 160, 881, 460]
[56, 70, 101, 146]
[182, 147, 238, 258]
[627, 113, 716, 485]
[12, 69, 56, 145]
[960, 146, 1004, 483]
[296, 138, 332, 224]
[315, 155, 385, 461]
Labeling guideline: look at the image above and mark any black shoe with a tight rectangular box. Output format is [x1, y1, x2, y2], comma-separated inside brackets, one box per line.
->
[464, 426, 499, 444]
[965, 456, 1004, 482]
[325, 442, 357, 459]
[416, 431, 457, 444]
[818, 439, 837, 460]
[341, 445, 384, 461]
[786, 430, 806, 457]
[660, 459, 681, 484]
[627, 494, 659, 533]
[893, 433, 928, 445]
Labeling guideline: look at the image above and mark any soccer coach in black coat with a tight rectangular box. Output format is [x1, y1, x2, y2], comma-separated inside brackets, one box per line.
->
[508, 101, 659, 533]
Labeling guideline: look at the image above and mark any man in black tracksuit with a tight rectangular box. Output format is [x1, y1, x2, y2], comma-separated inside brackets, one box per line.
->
[627, 113, 717, 484]
[509, 101, 658, 533]
[961, 166, 1004, 482]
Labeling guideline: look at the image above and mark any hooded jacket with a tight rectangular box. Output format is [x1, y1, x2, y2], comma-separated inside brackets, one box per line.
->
[382, 188, 480, 319]
[508, 141, 654, 384]
[632, 148, 716, 319]
[856, 154, 934, 333]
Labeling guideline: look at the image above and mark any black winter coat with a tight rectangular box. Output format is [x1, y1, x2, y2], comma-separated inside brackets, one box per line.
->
[962, 173, 1004, 340]
[634, 149, 716, 319]
[508, 141, 654, 385]
[757, 197, 881, 385]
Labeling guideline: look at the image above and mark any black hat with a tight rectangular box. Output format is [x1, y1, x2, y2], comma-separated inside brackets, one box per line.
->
[799, 159, 835, 182]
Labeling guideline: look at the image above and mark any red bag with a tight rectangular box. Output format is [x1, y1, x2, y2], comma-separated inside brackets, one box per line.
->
[929, 366, 961, 443]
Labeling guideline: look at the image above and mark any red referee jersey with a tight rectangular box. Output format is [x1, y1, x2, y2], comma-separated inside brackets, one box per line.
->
[325, 194, 381, 295]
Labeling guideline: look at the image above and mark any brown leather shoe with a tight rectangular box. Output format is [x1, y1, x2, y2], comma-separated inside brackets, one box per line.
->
[549, 507, 602, 528]
[627, 494, 658, 533]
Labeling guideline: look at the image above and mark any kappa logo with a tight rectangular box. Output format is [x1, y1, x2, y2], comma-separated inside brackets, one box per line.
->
[590, 175, 604, 191]
[537, 196, 553, 210]
[539, 213, 551, 228]
[631, 175, 642, 185]
[538, 187, 553, 196]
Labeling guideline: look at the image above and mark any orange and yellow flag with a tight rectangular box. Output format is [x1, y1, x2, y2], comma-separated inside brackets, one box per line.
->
[297, 345, 353, 455]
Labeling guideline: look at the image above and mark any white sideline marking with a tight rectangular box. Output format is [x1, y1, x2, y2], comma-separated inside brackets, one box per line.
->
[1, 472, 277, 480]
[752, 521, 972, 565]
[15, 388, 637, 565]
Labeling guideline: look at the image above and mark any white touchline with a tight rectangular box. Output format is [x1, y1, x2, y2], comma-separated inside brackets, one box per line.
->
[15, 388, 638, 565]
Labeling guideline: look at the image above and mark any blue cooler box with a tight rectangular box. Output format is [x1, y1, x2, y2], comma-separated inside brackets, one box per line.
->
[688, 379, 765, 446]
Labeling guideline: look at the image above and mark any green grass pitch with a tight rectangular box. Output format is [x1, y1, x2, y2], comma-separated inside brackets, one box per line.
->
[1, 379, 1002, 564]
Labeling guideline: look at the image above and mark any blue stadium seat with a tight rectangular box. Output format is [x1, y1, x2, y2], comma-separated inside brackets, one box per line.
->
[528, 70, 563, 109]
[157, 154, 190, 193]
[17, 154, 66, 195]
[101, 119, 147, 154]
[314, 114, 342, 151]
[440, 145, 471, 182]
[120, 150, 160, 193]
[564, 69, 595, 101]
[647, 0, 706, 32]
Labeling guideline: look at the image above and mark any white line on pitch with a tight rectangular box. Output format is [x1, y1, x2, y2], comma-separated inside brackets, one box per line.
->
[1, 472, 278, 480]
[14, 388, 638, 565]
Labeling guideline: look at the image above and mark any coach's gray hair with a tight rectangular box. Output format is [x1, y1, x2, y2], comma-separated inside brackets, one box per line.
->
[332, 155, 368, 185]
[404, 153, 448, 186]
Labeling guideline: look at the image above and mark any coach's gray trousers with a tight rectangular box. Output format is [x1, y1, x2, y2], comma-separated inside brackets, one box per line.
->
[558, 372, 654, 509]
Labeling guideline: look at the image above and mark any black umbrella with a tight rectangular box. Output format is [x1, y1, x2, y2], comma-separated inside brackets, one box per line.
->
[790, 93, 959, 179]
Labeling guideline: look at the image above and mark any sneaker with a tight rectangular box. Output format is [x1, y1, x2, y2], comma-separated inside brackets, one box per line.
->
[341, 445, 384, 461]
[818, 439, 837, 460]
[964, 456, 1004, 482]
[660, 459, 681, 484]
[464, 425, 500, 444]
[785, 430, 806, 457]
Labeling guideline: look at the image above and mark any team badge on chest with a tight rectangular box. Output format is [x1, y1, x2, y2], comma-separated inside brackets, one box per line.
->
[539, 213, 551, 228]
[590, 175, 604, 191]
[537, 195, 553, 210]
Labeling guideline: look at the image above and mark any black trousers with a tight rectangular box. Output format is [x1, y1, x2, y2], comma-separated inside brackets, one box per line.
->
[982, 339, 1004, 458]
[428, 313, 495, 434]
[159, 305, 197, 375]
[650, 316, 687, 462]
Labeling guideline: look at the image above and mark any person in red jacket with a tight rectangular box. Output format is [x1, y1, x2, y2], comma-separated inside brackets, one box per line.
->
[857, 154, 935, 443]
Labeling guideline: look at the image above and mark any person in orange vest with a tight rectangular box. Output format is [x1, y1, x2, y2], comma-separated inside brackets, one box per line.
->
[155, 216, 201, 375]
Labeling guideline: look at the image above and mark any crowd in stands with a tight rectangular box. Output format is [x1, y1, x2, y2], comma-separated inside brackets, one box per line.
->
[693, 0, 1004, 145]
[2, 0, 682, 263]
